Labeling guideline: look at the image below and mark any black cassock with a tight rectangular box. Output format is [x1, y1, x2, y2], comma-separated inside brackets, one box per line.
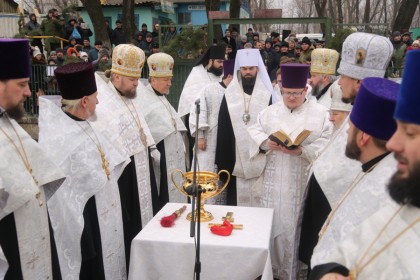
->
[215, 96, 237, 206]
[0, 212, 62, 279]
[298, 174, 331, 268]
[184, 113, 194, 170]
[117, 150, 159, 272]
[80, 197, 105, 280]
[154, 140, 171, 213]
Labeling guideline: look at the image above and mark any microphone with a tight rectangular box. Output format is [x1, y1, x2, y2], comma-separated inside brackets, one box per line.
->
[195, 98, 200, 114]
[185, 184, 205, 195]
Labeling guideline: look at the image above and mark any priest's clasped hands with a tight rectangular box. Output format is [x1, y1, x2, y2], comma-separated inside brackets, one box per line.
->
[198, 138, 207, 151]
[267, 139, 303, 156]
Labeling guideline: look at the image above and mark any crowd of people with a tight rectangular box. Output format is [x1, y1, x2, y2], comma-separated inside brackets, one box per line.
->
[23, 12, 180, 99]
[24, 10, 171, 66]
[1, 17, 419, 280]
[389, 30, 420, 76]
[217, 26, 420, 81]
[24, 9, 419, 101]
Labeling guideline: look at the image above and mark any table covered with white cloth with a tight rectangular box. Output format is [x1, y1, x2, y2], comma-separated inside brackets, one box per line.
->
[128, 203, 274, 280]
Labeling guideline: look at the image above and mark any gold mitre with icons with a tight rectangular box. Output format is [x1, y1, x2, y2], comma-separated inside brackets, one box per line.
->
[310, 48, 339, 75]
[147, 52, 174, 77]
[111, 44, 145, 78]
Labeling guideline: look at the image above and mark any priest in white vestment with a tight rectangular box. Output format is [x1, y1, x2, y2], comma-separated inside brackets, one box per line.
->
[326, 81, 352, 132]
[178, 45, 226, 119]
[310, 50, 420, 280]
[0, 38, 65, 280]
[178, 45, 226, 168]
[299, 80, 352, 268]
[189, 60, 234, 205]
[248, 63, 332, 279]
[92, 44, 157, 270]
[39, 63, 128, 279]
[308, 48, 339, 109]
[136, 53, 187, 208]
[215, 49, 272, 206]
[299, 33, 394, 269]
[311, 77, 400, 268]
[272, 68, 282, 104]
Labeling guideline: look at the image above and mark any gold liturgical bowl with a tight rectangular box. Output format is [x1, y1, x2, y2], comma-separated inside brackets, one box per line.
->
[171, 170, 231, 222]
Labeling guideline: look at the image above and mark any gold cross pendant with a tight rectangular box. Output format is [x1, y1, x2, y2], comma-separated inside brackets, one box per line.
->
[100, 150, 111, 180]
[172, 118, 178, 133]
[29, 168, 38, 185]
[139, 128, 148, 147]
[35, 191, 43, 207]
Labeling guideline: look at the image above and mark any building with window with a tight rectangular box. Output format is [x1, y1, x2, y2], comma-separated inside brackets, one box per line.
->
[0, 0, 20, 38]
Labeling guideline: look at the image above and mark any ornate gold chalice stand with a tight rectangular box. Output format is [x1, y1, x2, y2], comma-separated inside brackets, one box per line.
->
[171, 170, 231, 222]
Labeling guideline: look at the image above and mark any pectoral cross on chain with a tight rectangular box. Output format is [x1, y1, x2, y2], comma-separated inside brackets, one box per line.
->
[172, 118, 178, 133]
[139, 127, 148, 147]
[99, 149, 111, 180]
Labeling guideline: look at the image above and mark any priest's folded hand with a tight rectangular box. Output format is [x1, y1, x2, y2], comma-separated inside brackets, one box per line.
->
[268, 139, 302, 156]
[198, 138, 207, 151]
[279, 145, 302, 156]
[267, 139, 283, 151]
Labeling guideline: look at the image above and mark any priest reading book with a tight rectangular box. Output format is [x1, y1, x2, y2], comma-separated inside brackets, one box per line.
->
[268, 129, 311, 150]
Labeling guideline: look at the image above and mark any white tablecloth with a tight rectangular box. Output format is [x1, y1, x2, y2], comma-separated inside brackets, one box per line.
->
[128, 203, 274, 280]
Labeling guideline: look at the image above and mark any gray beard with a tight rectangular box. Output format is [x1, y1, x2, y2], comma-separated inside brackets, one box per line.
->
[312, 83, 325, 96]
[87, 112, 97, 122]
[115, 85, 136, 99]
[124, 92, 136, 99]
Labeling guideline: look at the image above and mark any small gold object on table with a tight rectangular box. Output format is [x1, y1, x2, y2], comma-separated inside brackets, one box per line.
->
[222, 212, 234, 222]
[171, 170, 231, 222]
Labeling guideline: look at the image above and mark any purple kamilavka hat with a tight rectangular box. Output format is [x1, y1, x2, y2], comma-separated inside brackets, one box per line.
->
[394, 50, 420, 125]
[0, 38, 31, 79]
[350, 77, 399, 140]
[55, 62, 97, 100]
[280, 64, 309, 89]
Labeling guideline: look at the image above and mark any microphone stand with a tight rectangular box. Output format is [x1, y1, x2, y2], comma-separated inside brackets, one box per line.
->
[187, 99, 202, 279]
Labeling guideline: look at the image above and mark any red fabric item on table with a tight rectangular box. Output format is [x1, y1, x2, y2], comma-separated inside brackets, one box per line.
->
[210, 220, 234, 236]
[160, 213, 177, 227]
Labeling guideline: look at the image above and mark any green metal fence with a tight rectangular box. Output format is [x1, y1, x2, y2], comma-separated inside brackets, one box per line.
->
[26, 60, 195, 115]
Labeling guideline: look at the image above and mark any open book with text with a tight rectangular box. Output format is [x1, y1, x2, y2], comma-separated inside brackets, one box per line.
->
[268, 129, 311, 150]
